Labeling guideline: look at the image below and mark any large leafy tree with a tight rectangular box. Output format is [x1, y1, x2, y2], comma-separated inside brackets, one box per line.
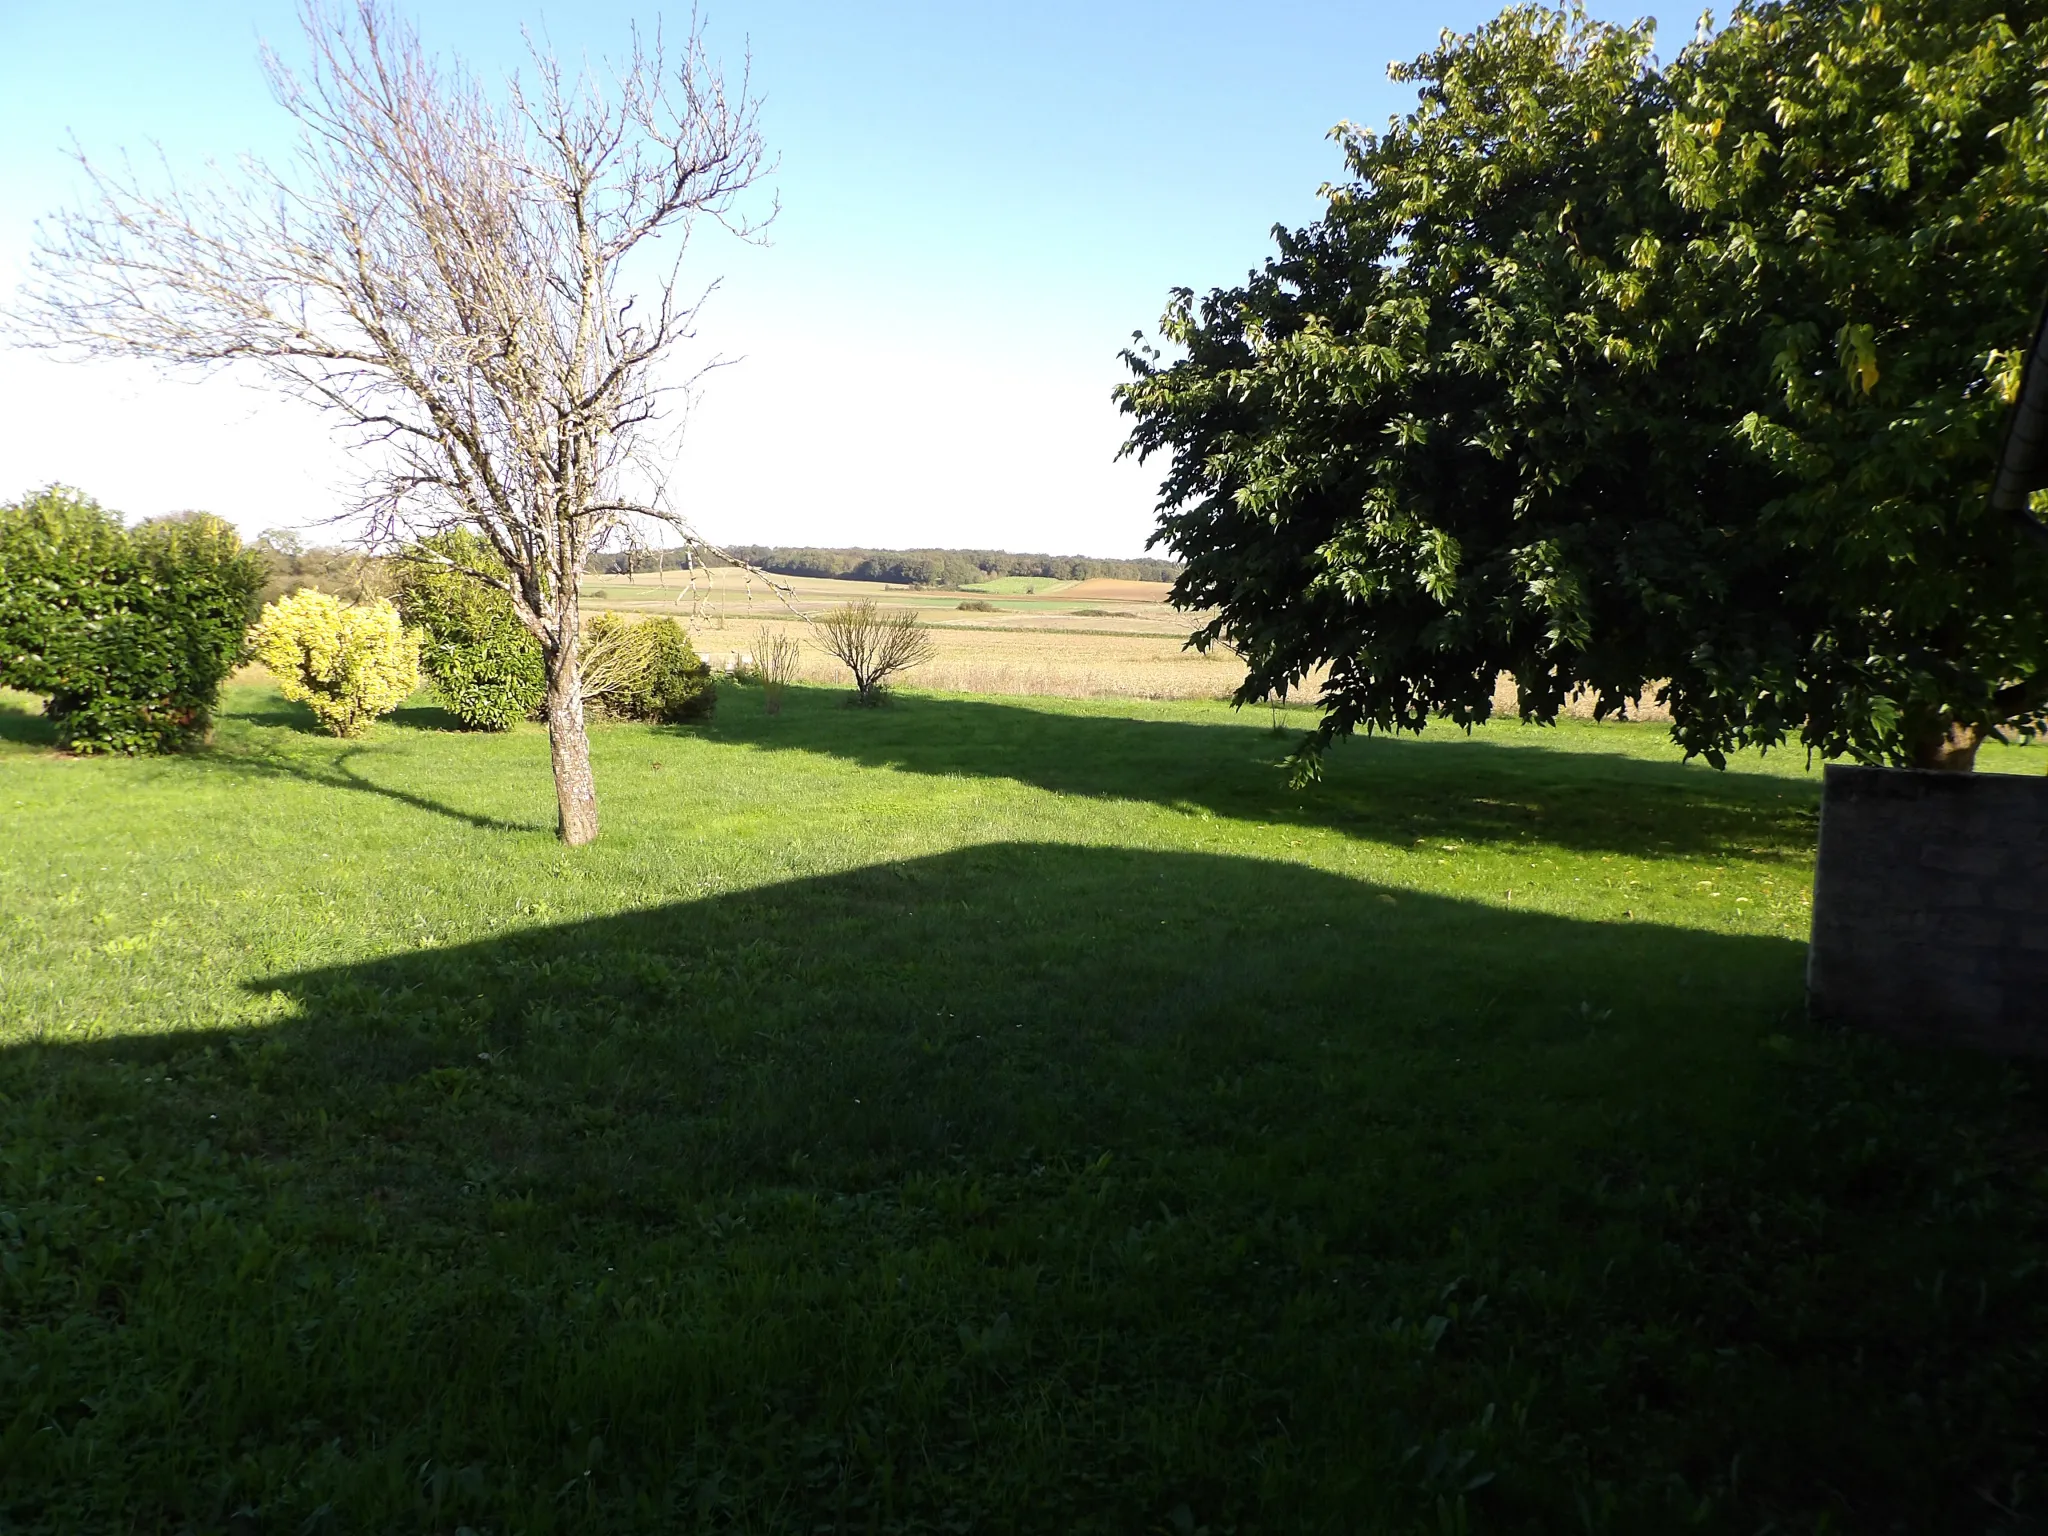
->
[1661, 0, 2048, 765]
[1120, 0, 2048, 774]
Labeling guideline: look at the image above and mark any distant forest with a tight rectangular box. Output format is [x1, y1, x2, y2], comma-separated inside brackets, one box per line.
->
[586, 545, 1181, 587]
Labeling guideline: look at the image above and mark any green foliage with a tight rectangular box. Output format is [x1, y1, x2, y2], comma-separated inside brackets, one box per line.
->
[0, 486, 264, 753]
[631, 616, 718, 722]
[393, 532, 546, 731]
[1119, 0, 2048, 773]
[583, 612, 717, 723]
[4, 685, 2047, 1529]
[1655, 0, 2048, 764]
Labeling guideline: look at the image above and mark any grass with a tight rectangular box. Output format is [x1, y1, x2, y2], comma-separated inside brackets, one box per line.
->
[959, 577, 1073, 594]
[3, 681, 2046, 1533]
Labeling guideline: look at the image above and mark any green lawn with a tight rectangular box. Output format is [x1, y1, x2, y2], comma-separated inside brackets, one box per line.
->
[958, 577, 1074, 595]
[3, 683, 2045, 1533]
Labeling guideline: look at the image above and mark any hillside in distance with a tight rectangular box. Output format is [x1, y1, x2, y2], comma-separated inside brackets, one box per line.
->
[588, 544, 1182, 588]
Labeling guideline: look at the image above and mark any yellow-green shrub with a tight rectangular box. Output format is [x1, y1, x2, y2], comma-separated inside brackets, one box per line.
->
[250, 590, 420, 737]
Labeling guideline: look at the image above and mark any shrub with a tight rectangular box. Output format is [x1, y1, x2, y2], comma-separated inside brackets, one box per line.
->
[393, 531, 545, 730]
[817, 599, 936, 705]
[632, 617, 717, 722]
[957, 599, 998, 612]
[250, 589, 421, 736]
[0, 487, 266, 754]
[582, 613, 716, 723]
[754, 627, 801, 715]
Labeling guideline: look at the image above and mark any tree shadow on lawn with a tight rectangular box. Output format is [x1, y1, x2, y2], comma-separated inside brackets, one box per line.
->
[206, 697, 553, 833]
[6, 843, 2044, 1532]
[705, 685, 1820, 863]
[201, 738, 549, 834]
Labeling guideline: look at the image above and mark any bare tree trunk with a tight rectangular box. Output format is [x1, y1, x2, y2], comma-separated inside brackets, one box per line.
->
[1911, 719, 1986, 771]
[545, 643, 600, 845]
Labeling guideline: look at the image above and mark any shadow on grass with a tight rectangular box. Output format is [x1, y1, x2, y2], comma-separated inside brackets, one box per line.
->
[252, 846, 1809, 1194]
[704, 685, 1820, 862]
[7, 842, 2044, 1530]
[232, 697, 470, 735]
[204, 683, 1815, 860]
[203, 736, 551, 834]
[0, 694, 59, 749]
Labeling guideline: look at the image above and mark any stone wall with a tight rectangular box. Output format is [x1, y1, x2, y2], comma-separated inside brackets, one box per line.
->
[1807, 763, 2048, 1055]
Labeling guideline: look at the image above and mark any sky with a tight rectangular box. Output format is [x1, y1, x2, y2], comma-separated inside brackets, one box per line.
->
[0, 1, 1650, 557]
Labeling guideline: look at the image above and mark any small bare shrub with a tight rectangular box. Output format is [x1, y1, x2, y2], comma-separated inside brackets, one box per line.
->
[755, 627, 801, 715]
[817, 599, 935, 705]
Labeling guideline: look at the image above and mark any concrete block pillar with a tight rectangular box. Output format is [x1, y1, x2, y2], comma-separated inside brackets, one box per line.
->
[1807, 763, 2048, 1055]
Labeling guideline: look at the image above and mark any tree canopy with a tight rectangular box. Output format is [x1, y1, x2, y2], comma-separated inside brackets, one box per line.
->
[1119, 0, 2048, 774]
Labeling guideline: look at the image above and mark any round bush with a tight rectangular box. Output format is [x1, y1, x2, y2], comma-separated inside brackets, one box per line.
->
[583, 613, 716, 723]
[250, 589, 421, 737]
[635, 617, 717, 723]
[0, 487, 266, 754]
[393, 532, 545, 730]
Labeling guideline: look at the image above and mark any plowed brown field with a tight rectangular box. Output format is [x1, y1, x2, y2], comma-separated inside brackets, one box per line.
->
[1060, 578, 1176, 602]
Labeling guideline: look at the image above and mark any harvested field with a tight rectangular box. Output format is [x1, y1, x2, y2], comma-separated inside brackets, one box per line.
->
[1492, 672, 1674, 723]
[417, 572, 1671, 712]
[582, 568, 1235, 700]
[696, 615, 1243, 700]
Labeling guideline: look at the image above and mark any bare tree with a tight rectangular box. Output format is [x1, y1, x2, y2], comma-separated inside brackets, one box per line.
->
[11, 0, 769, 844]
[817, 599, 936, 705]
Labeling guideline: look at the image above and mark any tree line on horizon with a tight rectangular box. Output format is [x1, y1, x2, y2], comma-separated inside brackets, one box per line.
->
[588, 544, 1182, 587]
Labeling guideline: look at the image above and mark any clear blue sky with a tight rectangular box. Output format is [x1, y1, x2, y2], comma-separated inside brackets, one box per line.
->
[0, 1, 1651, 556]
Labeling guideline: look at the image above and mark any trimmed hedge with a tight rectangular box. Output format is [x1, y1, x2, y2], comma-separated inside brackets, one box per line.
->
[392, 532, 545, 730]
[0, 487, 265, 754]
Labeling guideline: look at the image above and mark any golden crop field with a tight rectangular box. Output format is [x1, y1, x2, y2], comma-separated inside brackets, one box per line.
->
[577, 569, 1672, 716]
[578, 568, 1251, 701]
